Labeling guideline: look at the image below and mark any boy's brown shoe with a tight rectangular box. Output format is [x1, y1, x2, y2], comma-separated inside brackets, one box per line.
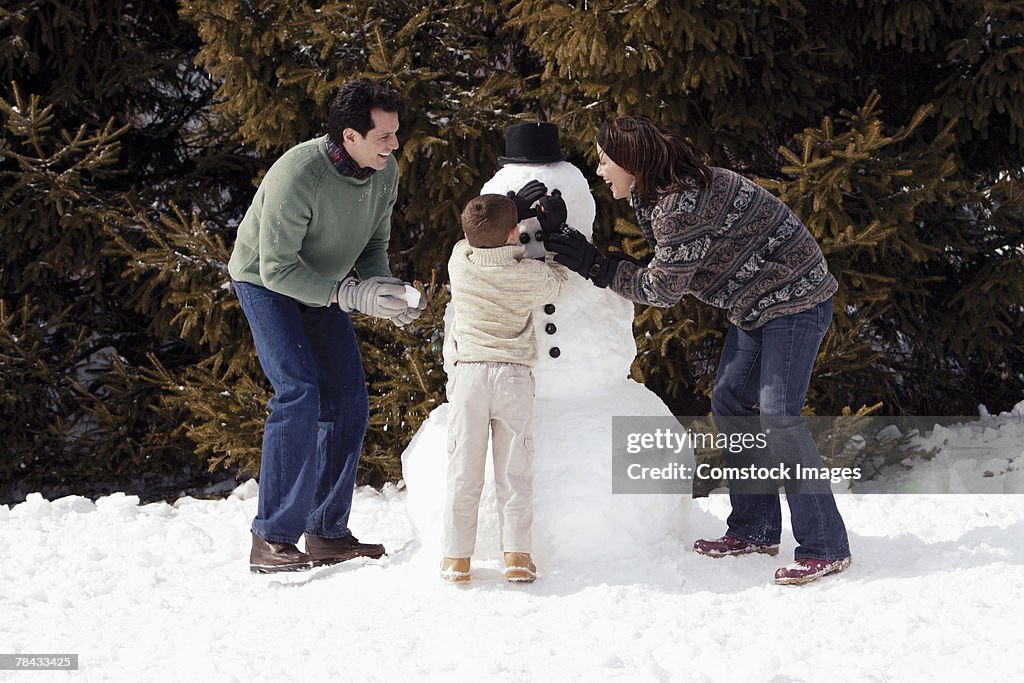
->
[440, 557, 471, 583]
[249, 532, 315, 574]
[503, 552, 537, 583]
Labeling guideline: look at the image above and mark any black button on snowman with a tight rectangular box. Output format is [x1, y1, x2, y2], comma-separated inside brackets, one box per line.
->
[544, 314, 559, 358]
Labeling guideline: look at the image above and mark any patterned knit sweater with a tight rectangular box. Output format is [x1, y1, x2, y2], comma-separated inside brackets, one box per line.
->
[610, 167, 837, 330]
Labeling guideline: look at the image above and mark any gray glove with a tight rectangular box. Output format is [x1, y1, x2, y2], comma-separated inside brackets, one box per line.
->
[336, 276, 407, 319]
[390, 300, 426, 327]
[389, 285, 427, 327]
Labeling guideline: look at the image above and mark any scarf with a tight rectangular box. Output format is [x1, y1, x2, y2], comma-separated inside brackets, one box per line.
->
[326, 134, 375, 180]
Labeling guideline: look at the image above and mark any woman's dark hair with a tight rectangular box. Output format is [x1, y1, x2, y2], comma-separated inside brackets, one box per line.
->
[598, 116, 712, 203]
[327, 78, 407, 140]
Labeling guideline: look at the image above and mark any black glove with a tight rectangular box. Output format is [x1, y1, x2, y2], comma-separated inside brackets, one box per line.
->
[535, 191, 568, 239]
[604, 250, 644, 267]
[547, 232, 618, 288]
[506, 180, 548, 221]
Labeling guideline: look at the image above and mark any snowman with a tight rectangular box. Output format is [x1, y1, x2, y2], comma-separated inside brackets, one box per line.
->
[401, 123, 692, 571]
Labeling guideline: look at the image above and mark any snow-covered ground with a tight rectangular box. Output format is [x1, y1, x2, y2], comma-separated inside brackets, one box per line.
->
[2, 413, 1023, 682]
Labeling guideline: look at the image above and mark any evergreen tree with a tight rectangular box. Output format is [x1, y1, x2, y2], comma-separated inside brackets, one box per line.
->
[5, 0, 1022, 496]
[0, 0, 256, 499]
[156, 0, 564, 483]
[91, 0, 1024, 487]
[509, 0, 1024, 415]
[180, 0, 563, 272]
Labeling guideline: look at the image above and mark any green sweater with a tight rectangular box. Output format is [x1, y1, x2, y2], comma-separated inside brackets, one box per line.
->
[228, 136, 398, 306]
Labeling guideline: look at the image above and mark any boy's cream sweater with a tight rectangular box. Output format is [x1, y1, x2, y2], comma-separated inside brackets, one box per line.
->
[446, 239, 568, 368]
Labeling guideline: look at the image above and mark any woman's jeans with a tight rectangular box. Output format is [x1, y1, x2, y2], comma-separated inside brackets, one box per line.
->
[234, 281, 369, 544]
[710, 298, 850, 561]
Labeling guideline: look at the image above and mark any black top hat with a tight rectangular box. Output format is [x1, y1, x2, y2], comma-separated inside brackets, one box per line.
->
[498, 122, 565, 165]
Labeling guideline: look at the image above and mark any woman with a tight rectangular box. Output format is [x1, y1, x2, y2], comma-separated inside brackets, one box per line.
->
[544, 115, 851, 585]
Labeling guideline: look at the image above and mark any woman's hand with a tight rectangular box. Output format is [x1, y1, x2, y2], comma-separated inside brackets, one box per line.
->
[547, 233, 617, 288]
[535, 192, 568, 236]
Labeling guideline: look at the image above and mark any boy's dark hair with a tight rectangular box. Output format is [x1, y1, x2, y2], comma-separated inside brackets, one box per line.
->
[462, 194, 518, 248]
[328, 78, 406, 140]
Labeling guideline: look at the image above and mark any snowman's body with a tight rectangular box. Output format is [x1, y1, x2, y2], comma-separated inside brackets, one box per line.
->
[401, 161, 691, 567]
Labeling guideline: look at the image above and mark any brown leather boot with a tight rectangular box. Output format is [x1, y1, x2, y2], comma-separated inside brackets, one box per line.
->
[304, 534, 386, 566]
[249, 532, 315, 574]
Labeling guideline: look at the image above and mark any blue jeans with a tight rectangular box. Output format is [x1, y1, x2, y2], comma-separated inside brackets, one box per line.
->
[710, 298, 850, 561]
[234, 281, 369, 544]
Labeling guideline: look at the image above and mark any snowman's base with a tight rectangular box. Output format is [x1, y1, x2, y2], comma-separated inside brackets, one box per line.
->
[401, 381, 692, 569]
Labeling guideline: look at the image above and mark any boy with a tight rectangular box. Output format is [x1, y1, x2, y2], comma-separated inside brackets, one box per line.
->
[442, 193, 568, 583]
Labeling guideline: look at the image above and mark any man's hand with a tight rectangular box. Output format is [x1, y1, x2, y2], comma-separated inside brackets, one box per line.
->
[390, 288, 427, 327]
[335, 276, 408, 319]
[535, 192, 568, 239]
[507, 179, 548, 221]
[546, 233, 618, 288]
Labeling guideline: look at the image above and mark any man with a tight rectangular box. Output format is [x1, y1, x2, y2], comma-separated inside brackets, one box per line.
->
[229, 78, 423, 573]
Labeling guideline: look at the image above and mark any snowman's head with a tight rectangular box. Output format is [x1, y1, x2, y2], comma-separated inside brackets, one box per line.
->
[480, 162, 596, 260]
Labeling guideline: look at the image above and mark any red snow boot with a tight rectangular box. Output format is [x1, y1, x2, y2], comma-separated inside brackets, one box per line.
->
[774, 557, 852, 585]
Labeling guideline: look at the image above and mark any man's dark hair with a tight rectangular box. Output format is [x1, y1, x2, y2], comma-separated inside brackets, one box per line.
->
[327, 78, 406, 140]
[462, 194, 518, 248]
